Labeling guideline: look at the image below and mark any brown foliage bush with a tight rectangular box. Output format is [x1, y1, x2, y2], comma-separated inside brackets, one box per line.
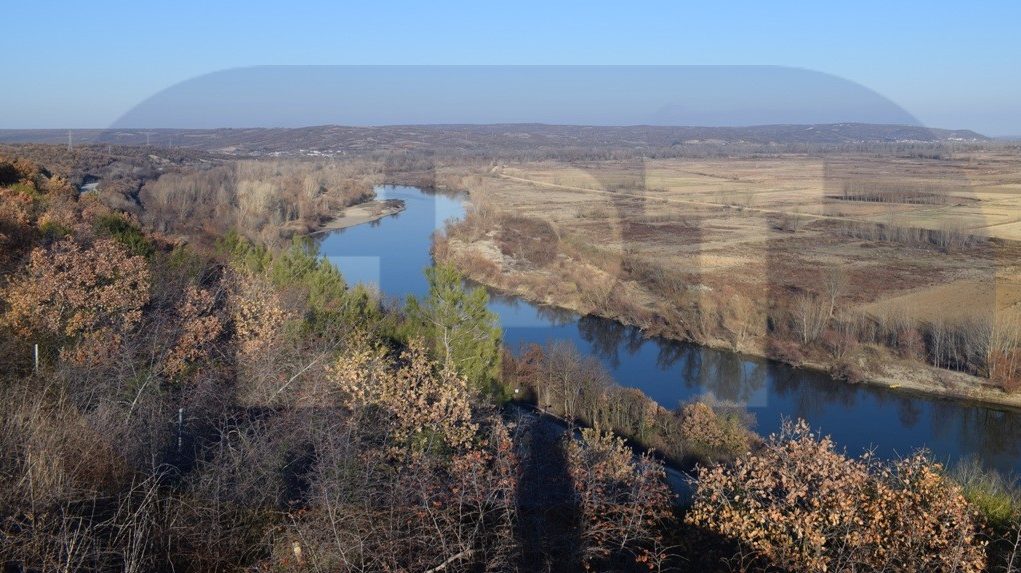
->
[687, 419, 987, 572]
[767, 338, 805, 365]
[332, 334, 478, 453]
[227, 268, 287, 359]
[164, 284, 224, 377]
[678, 401, 753, 463]
[0, 186, 35, 245]
[2, 237, 151, 365]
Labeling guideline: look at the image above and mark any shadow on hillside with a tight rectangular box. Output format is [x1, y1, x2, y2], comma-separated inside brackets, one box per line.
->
[514, 412, 582, 572]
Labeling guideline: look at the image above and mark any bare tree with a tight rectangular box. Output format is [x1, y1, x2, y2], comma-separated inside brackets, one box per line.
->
[793, 293, 830, 345]
[822, 266, 847, 318]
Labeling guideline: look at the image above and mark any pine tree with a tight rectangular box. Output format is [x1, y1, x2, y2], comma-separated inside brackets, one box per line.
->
[407, 264, 501, 393]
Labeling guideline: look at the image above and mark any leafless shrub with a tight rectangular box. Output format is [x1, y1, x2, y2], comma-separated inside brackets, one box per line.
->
[990, 317, 1021, 393]
[566, 428, 673, 570]
[577, 205, 613, 219]
[923, 316, 994, 375]
[446, 196, 498, 242]
[834, 219, 985, 251]
[774, 211, 805, 233]
[276, 415, 518, 572]
[622, 251, 685, 302]
[792, 292, 829, 345]
[827, 309, 867, 361]
[495, 215, 559, 268]
[720, 292, 763, 348]
[837, 180, 954, 205]
[874, 307, 926, 360]
[821, 266, 847, 318]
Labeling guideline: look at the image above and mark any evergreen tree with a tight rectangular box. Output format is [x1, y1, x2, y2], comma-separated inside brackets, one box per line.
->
[407, 264, 501, 392]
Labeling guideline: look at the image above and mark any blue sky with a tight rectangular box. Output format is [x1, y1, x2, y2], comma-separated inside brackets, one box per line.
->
[2, 0, 1018, 134]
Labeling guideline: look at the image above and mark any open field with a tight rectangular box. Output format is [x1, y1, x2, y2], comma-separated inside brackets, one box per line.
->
[438, 150, 1021, 402]
[497, 149, 1021, 240]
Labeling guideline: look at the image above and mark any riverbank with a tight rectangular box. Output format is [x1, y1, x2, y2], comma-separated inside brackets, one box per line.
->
[316, 183, 1021, 476]
[438, 235, 1021, 410]
[310, 198, 405, 235]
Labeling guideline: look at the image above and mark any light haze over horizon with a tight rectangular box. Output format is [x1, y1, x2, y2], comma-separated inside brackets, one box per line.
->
[1, 1, 1018, 135]
[102, 66, 925, 132]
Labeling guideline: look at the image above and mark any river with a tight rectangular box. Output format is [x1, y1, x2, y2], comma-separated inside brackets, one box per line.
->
[318, 185, 1021, 475]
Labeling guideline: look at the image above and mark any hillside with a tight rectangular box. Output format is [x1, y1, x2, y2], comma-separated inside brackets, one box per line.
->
[1, 148, 1018, 572]
[0, 123, 989, 158]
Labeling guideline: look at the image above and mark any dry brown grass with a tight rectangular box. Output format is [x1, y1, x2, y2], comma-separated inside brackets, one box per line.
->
[439, 149, 1021, 396]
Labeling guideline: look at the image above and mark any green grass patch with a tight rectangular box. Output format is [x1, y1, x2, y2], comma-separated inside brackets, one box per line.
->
[95, 213, 155, 257]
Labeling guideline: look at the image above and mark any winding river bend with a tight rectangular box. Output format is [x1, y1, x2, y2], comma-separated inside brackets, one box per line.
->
[319, 186, 1021, 475]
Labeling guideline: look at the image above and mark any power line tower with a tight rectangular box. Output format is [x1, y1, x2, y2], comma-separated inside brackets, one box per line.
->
[67, 130, 73, 152]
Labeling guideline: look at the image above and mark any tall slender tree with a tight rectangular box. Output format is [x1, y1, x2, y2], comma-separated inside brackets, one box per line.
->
[406, 264, 501, 393]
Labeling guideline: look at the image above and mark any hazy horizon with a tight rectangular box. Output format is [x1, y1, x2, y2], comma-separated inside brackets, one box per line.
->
[0, 120, 993, 132]
[6, 66, 964, 136]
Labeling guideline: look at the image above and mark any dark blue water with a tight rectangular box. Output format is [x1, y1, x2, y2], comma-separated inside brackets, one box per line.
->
[318, 186, 1021, 475]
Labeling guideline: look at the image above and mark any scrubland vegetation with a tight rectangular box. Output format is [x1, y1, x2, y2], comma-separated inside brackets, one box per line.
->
[0, 143, 212, 215]
[0, 144, 387, 248]
[4, 149, 1021, 571]
[139, 159, 377, 245]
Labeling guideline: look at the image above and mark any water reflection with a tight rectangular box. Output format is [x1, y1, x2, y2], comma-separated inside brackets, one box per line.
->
[485, 289, 580, 327]
[318, 186, 1021, 476]
[896, 398, 922, 429]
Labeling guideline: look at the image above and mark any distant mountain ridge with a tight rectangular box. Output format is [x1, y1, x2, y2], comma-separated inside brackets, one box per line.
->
[0, 123, 988, 156]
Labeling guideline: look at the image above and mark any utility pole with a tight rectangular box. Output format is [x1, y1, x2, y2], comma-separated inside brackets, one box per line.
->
[33, 343, 39, 373]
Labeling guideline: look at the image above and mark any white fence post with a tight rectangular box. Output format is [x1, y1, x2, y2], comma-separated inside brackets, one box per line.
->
[178, 408, 184, 453]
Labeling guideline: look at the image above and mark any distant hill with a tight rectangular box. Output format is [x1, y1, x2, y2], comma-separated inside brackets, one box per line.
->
[0, 123, 988, 157]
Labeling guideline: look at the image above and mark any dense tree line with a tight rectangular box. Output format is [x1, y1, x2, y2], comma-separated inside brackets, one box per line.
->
[139, 159, 377, 246]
